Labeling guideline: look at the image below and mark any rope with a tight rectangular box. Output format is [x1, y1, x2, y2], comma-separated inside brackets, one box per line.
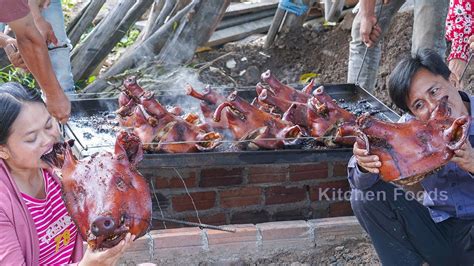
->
[278, 0, 308, 16]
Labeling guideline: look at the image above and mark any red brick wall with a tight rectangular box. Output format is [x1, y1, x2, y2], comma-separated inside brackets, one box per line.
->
[140, 160, 352, 230]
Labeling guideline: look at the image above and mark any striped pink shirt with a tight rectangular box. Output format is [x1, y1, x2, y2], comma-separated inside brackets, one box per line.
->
[21, 170, 78, 265]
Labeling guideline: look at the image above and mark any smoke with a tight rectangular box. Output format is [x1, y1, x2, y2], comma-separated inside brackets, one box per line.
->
[137, 65, 232, 122]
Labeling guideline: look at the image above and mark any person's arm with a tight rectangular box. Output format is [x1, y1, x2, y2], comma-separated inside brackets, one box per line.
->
[0, 210, 27, 264]
[347, 142, 381, 190]
[28, 0, 57, 45]
[347, 156, 380, 189]
[452, 140, 474, 174]
[445, 0, 471, 88]
[358, 0, 382, 48]
[78, 233, 134, 266]
[7, 13, 70, 123]
[0, 33, 28, 70]
[0, 33, 12, 48]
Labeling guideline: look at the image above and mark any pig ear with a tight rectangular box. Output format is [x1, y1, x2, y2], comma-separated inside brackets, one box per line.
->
[430, 96, 449, 120]
[445, 116, 471, 150]
[115, 131, 144, 165]
[61, 143, 78, 179]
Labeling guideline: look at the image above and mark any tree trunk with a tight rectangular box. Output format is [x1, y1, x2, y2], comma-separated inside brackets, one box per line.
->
[169, 0, 192, 18]
[264, 7, 286, 49]
[67, 0, 107, 47]
[158, 0, 230, 64]
[83, 0, 230, 94]
[153, 0, 177, 33]
[71, 0, 154, 82]
[141, 0, 165, 41]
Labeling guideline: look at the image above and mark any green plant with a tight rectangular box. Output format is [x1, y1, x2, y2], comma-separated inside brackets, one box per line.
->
[61, 0, 78, 24]
[0, 65, 37, 88]
[115, 27, 141, 49]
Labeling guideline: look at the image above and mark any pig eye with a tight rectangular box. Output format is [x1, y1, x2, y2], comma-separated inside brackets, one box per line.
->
[116, 177, 127, 191]
[120, 214, 126, 225]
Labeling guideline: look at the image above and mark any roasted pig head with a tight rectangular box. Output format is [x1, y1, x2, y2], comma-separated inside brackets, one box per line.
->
[116, 76, 146, 127]
[281, 86, 356, 146]
[260, 70, 311, 103]
[355, 96, 471, 185]
[59, 131, 152, 250]
[213, 91, 303, 149]
[186, 84, 228, 130]
[138, 91, 222, 153]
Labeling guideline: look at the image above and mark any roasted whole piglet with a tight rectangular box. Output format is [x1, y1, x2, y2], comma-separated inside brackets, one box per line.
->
[116, 76, 146, 127]
[213, 91, 304, 149]
[137, 91, 222, 153]
[116, 76, 222, 153]
[45, 131, 152, 250]
[186, 84, 228, 129]
[257, 84, 296, 113]
[354, 96, 471, 185]
[260, 70, 315, 103]
[273, 86, 356, 146]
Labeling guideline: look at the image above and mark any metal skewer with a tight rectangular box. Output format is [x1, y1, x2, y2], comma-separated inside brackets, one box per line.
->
[152, 216, 236, 233]
[78, 135, 361, 150]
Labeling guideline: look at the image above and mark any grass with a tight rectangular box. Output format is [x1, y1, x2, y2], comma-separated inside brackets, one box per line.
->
[0, 65, 37, 88]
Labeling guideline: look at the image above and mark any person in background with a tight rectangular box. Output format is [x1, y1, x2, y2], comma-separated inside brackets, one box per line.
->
[445, 0, 474, 89]
[1, 0, 75, 94]
[0, 82, 133, 265]
[0, 0, 70, 123]
[348, 49, 474, 264]
[347, 0, 448, 92]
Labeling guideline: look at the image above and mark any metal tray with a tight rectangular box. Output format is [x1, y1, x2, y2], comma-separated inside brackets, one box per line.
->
[65, 84, 399, 168]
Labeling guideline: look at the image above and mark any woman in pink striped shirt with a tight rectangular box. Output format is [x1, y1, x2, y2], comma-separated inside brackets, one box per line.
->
[0, 82, 133, 265]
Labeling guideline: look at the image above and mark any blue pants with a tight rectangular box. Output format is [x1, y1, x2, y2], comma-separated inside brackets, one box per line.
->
[41, 0, 75, 94]
[351, 181, 474, 265]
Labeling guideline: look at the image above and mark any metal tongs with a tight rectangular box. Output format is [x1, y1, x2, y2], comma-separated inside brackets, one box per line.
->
[60, 123, 87, 151]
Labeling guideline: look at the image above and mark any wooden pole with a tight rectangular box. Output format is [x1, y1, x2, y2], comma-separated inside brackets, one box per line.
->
[264, 6, 286, 49]
[67, 0, 107, 47]
[83, 0, 230, 94]
[71, 0, 154, 82]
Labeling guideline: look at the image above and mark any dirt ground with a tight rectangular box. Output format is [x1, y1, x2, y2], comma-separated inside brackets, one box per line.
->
[251, 240, 380, 265]
[194, 10, 474, 115]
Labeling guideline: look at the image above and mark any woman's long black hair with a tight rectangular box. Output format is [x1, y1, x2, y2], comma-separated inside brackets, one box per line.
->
[0, 82, 43, 144]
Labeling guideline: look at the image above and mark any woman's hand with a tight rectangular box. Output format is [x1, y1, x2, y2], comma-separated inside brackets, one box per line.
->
[79, 233, 134, 266]
[353, 142, 381, 174]
[451, 141, 474, 173]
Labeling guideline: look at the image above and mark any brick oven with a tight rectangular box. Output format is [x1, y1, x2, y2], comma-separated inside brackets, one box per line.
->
[142, 160, 353, 229]
[65, 83, 398, 230]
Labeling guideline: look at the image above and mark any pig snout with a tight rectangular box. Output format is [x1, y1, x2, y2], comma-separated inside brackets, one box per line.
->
[91, 216, 116, 236]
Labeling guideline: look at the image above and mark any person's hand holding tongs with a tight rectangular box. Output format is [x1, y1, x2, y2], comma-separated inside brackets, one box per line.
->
[359, 0, 388, 48]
